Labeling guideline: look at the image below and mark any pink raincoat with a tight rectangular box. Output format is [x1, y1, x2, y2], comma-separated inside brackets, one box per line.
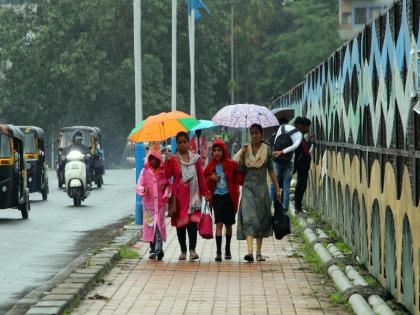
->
[136, 150, 170, 242]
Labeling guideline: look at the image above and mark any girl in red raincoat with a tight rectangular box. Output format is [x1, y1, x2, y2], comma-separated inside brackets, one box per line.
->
[204, 139, 240, 262]
[136, 149, 170, 260]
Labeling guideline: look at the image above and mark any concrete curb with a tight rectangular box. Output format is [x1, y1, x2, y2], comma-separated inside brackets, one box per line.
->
[24, 224, 141, 315]
[292, 209, 395, 315]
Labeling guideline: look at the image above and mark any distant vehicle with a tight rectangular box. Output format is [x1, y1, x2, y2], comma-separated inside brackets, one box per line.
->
[57, 126, 104, 188]
[65, 150, 90, 206]
[0, 125, 30, 219]
[18, 126, 49, 200]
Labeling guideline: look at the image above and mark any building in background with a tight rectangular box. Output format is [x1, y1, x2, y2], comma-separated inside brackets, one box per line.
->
[338, 0, 393, 40]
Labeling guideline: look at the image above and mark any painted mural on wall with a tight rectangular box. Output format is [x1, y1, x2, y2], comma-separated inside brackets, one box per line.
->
[274, 0, 420, 313]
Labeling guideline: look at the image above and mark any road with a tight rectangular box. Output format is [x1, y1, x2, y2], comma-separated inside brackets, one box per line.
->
[0, 169, 135, 314]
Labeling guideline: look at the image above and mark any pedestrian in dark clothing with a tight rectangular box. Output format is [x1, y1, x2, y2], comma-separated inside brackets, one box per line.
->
[294, 118, 312, 213]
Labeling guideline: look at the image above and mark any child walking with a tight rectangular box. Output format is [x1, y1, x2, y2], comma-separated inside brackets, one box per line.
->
[204, 139, 240, 262]
[136, 149, 170, 260]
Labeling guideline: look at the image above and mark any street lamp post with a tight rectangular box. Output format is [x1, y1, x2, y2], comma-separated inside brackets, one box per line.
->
[133, 0, 144, 225]
[171, 0, 177, 153]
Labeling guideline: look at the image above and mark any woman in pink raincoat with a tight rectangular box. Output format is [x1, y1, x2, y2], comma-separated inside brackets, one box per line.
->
[136, 149, 170, 260]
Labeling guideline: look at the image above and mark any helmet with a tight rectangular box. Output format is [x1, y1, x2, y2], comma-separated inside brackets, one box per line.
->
[72, 130, 83, 143]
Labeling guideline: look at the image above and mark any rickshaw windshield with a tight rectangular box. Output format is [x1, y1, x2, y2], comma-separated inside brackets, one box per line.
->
[24, 133, 37, 154]
[0, 133, 12, 158]
[60, 130, 92, 148]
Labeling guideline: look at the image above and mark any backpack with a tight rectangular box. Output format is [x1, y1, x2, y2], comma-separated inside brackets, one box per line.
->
[273, 125, 298, 164]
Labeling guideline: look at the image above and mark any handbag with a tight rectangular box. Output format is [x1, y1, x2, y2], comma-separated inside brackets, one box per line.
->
[272, 199, 291, 240]
[199, 202, 214, 239]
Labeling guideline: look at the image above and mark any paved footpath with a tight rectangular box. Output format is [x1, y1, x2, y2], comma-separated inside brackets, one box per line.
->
[72, 221, 349, 315]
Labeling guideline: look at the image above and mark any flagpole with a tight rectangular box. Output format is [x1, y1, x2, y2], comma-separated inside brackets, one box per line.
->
[190, 8, 196, 117]
[133, 0, 144, 225]
[171, 0, 177, 112]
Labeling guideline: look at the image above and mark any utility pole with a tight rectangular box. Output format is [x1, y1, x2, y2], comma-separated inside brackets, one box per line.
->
[171, 0, 177, 112]
[189, 9, 196, 117]
[230, 1, 235, 105]
[133, 0, 144, 225]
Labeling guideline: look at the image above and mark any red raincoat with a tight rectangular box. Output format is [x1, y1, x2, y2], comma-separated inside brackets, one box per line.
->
[204, 140, 240, 213]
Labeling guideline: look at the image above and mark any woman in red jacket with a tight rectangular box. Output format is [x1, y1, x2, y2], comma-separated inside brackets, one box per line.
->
[204, 139, 240, 262]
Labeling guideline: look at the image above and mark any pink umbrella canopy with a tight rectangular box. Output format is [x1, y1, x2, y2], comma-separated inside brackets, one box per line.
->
[212, 104, 280, 128]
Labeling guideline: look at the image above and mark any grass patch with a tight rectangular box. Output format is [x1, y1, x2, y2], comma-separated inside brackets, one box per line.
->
[329, 292, 345, 305]
[119, 245, 139, 259]
[335, 241, 352, 255]
[62, 296, 81, 315]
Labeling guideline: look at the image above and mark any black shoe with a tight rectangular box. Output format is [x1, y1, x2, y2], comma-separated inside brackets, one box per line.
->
[149, 252, 156, 259]
[156, 250, 164, 261]
[215, 253, 222, 262]
[225, 251, 232, 260]
[244, 254, 254, 262]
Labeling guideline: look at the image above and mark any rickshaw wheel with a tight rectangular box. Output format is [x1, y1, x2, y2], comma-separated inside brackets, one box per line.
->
[73, 196, 81, 207]
[42, 183, 48, 201]
[96, 177, 102, 188]
[19, 197, 29, 219]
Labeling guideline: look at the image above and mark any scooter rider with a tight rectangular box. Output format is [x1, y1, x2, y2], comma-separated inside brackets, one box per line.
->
[66, 130, 89, 155]
[65, 130, 92, 187]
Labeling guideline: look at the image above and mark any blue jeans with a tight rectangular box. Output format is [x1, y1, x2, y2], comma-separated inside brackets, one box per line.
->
[271, 161, 294, 211]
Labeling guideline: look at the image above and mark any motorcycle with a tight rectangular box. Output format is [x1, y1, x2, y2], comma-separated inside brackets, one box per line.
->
[65, 150, 90, 206]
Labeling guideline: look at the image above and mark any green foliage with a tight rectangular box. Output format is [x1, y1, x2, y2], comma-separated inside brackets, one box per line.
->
[329, 292, 345, 305]
[119, 245, 139, 259]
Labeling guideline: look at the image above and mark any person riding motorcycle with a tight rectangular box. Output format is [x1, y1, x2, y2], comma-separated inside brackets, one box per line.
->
[65, 130, 90, 155]
[65, 130, 92, 187]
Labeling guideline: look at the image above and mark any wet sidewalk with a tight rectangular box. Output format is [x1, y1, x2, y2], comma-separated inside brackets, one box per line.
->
[72, 221, 349, 315]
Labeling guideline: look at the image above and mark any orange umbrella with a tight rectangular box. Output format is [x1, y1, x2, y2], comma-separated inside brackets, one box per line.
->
[128, 111, 200, 142]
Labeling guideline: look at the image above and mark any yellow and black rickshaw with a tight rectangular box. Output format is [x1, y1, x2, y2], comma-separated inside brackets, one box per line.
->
[18, 126, 49, 200]
[0, 125, 31, 219]
[57, 126, 104, 188]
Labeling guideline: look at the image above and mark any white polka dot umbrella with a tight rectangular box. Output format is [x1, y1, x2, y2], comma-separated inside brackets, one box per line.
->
[212, 104, 280, 128]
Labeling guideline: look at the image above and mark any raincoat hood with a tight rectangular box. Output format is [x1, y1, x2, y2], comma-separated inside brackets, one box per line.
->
[144, 149, 164, 169]
[211, 139, 229, 162]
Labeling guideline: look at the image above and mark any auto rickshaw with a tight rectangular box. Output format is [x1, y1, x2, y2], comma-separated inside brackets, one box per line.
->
[57, 126, 104, 188]
[18, 126, 49, 200]
[0, 125, 31, 219]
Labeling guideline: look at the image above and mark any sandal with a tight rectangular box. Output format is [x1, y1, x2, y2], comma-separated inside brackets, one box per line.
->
[178, 252, 187, 261]
[256, 253, 266, 261]
[189, 250, 199, 261]
[244, 254, 254, 262]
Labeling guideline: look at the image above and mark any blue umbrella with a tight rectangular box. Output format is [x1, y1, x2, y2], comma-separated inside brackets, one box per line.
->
[191, 119, 217, 131]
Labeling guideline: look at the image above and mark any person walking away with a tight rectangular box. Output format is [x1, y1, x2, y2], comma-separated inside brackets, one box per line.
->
[294, 118, 313, 214]
[165, 131, 209, 261]
[230, 138, 239, 158]
[221, 127, 231, 151]
[190, 129, 209, 168]
[234, 124, 281, 262]
[136, 149, 170, 260]
[204, 139, 240, 262]
[272, 117, 303, 211]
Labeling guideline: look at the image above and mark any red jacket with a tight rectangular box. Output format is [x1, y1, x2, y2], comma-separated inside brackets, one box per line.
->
[204, 140, 240, 213]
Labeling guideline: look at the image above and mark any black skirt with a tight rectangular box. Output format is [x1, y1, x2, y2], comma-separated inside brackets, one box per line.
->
[213, 193, 236, 225]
